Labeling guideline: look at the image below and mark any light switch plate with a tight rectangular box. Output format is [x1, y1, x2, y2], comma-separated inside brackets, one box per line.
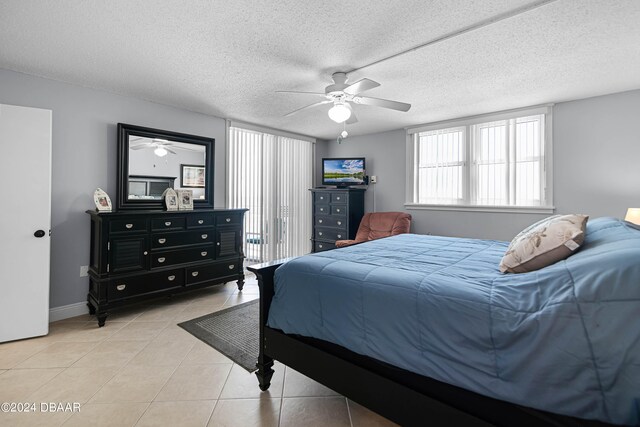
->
[80, 265, 88, 277]
[370, 175, 377, 183]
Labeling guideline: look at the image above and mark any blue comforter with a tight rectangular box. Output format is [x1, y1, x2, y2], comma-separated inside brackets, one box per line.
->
[267, 217, 640, 425]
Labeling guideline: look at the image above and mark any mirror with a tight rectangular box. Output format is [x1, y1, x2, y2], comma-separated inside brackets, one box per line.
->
[117, 123, 214, 210]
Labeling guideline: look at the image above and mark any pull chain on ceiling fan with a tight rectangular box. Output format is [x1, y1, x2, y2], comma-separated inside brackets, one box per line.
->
[277, 72, 411, 123]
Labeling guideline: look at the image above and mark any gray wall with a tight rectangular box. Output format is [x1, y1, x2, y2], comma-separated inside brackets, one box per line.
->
[320, 89, 640, 240]
[0, 68, 227, 308]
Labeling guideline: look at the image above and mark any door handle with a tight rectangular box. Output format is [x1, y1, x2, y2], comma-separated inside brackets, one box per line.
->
[34, 230, 46, 238]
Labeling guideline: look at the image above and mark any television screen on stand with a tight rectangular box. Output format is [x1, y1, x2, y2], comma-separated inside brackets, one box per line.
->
[322, 158, 366, 187]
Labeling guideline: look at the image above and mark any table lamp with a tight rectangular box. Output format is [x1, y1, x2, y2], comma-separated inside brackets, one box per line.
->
[625, 208, 640, 225]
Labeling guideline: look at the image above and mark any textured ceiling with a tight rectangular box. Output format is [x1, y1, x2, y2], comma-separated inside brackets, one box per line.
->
[1, 0, 639, 139]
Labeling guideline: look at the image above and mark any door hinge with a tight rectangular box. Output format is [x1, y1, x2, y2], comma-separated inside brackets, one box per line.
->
[107, 264, 110, 272]
[107, 242, 110, 250]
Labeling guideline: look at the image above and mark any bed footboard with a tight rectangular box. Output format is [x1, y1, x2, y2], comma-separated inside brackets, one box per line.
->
[247, 258, 291, 390]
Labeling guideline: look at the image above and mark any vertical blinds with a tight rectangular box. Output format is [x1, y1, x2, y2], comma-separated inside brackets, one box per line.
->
[227, 126, 313, 263]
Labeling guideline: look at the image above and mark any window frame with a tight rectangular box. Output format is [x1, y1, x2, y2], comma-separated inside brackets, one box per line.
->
[405, 105, 554, 214]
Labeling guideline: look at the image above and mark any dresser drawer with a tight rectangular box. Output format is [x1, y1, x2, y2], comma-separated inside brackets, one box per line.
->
[331, 205, 346, 215]
[151, 229, 214, 249]
[151, 245, 214, 268]
[216, 212, 243, 226]
[108, 269, 183, 301]
[315, 228, 347, 241]
[315, 215, 346, 228]
[330, 193, 347, 204]
[151, 216, 186, 231]
[110, 218, 147, 234]
[314, 193, 330, 204]
[187, 214, 214, 228]
[186, 261, 241, 285]
[314, 241, 334, 252]
[315, 205, 330, 215]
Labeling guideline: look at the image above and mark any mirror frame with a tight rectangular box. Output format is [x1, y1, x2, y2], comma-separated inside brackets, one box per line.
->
[116, 123, 215, 210]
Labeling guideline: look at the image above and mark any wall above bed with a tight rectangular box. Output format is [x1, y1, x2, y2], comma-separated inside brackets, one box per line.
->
[320, 88, 640, 241]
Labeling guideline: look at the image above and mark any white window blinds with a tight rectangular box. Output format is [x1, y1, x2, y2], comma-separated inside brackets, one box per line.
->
[408, 106, 551, 210]
[227, 126, 313, 263]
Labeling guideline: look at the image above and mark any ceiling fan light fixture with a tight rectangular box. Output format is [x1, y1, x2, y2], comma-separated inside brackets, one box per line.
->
[328, 102, 351, 123]
[154, 146, 168, 157]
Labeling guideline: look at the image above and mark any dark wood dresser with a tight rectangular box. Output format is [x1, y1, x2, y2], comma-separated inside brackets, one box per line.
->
[86, 208, 247, 326]
[310, 188, 365, 252]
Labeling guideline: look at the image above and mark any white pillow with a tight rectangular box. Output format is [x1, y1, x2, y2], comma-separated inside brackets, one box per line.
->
[500, 214, 589, 274]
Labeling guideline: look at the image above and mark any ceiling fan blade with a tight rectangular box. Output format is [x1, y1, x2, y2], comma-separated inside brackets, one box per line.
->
[354, 96, 411, 112]
[130, 144, 151, 150]
[343, 78, 380, 95]
[284, 100, 332, 117]
[345, 104, 358, 124]
[276, 90, 327, 97]
[165, 147, 178, 154]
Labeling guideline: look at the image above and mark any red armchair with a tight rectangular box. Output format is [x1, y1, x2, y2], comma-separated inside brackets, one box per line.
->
[335, 212, 412, 248]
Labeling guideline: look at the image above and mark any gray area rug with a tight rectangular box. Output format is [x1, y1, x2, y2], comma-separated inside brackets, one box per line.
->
[178, 300, 259, 372]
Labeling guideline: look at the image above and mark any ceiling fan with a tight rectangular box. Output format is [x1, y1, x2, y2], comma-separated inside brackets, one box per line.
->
[277, 72, 411, 124]
[129, 137, 202, 157]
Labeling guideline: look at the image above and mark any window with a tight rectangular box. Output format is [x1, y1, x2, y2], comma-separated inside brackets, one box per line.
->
[407, 106, 553, 212]
[227, 125, 314, 263]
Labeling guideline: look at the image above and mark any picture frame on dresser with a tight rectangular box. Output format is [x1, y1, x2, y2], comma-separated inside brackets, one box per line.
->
[177, 189, 194, 210]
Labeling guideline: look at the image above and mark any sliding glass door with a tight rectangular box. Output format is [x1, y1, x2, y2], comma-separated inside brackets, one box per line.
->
[227, 126, 313, 263]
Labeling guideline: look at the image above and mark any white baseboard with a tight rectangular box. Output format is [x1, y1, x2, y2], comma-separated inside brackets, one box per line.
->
[49, 302, 89, 322]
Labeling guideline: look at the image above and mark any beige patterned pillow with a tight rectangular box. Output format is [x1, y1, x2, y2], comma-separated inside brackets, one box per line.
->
[499, 214, 589, 274]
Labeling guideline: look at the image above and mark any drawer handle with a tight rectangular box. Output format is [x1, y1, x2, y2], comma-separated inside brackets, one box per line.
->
[318, 244, 323, 249]
[216, 242, 220, 246]
[320, 196, 324, 200]
[191, 271, 199, 277]
[125, 223, 133, 229]
[201, 251, 208, 257]
[318, 219, 323, 223]
[198, 219, 204, 224]
[320, 208, 325, 212]
[337, 234, 342, 238]
[201, 234, 208, 239]
[337, 221, 342, 225]
[336, 197, 341, 200]
[143, 251, 148, 255]
[319, 232, 323, 236]
[228, 264, 235, 270]
[116, 284, 126, 291]
[168, 275, 175, 281]
[165, 221, 172, 226]
[158, 238, 166, 244]
[158, 257, 166, 263]
[226, 218, 231, 222]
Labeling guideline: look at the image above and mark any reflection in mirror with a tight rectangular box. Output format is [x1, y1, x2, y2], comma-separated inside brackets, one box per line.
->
[117, 123, 214, 210]
[127, 136, 206, 200]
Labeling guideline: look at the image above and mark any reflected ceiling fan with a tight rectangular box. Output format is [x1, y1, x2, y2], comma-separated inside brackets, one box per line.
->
[277, 72, 411, 124]
[129, 137, 201, 157]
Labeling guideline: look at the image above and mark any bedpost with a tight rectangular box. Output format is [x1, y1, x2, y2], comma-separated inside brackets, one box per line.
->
[247, 259, 289, 391]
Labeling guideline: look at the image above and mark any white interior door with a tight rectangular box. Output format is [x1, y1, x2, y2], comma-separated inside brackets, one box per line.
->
[0, 104, 52, 343]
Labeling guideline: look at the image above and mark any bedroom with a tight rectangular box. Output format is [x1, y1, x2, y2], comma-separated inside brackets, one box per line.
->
[0, 1, 639, 426]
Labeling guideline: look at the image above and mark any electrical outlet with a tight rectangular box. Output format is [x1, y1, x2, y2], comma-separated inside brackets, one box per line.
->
[80, 265, 89, 277]
[370, 175, 378, 184]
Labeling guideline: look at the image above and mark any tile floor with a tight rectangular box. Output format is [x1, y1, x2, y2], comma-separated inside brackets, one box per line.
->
[0, 275, 397, 427]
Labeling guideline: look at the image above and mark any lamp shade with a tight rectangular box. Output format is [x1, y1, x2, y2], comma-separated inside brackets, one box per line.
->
[154, 147, 168, 157]
[328, 103, 351, 123]
[625, 208, 640, 225]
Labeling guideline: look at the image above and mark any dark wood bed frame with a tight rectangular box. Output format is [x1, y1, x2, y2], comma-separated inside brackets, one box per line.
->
[248, 260, 613, 427]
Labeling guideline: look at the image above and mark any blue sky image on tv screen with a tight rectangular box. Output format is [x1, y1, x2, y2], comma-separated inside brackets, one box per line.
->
[324, 159, 364, 183]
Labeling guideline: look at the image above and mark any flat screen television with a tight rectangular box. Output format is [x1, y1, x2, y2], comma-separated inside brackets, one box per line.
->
[322, 158, 366, 187]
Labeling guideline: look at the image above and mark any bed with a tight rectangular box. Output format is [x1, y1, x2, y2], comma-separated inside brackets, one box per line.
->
[247, 217, 640, 426]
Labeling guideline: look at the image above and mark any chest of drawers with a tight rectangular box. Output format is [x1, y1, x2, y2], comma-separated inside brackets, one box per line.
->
[86, 208, 247, 326]
[310, 188, 365, 252]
